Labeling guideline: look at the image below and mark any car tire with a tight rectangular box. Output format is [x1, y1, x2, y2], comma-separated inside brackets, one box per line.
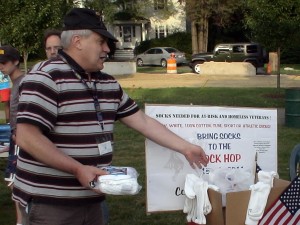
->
[192, 61, 203, 74]
[137, 58, 143, 67]
[161, 59, 167, 67]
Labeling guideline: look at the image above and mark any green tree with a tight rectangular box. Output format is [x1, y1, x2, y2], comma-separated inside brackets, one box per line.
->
[244, 0, 300, 51]
[0, 0, 73, 71]
[83, 0, 180, 22]
[183, 0, 244, 54]
[81, 0, 118, 22]
[244, 0, 300, 87]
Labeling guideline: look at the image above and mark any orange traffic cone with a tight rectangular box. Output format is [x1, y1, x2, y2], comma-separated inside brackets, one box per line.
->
[167, 53, 177, 74]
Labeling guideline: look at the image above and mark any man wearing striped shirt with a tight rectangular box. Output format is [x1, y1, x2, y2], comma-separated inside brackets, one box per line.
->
[12, 8, 208, 225]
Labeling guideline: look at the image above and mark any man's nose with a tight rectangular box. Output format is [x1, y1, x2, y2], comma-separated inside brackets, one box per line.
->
[103, 42, 110, 53]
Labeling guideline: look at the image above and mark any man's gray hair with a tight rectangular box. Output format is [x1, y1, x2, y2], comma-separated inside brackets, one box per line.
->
[61, 30, 93, 49]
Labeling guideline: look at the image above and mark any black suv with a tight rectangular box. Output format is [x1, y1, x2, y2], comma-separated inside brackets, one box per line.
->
[189, 43, 269, 74]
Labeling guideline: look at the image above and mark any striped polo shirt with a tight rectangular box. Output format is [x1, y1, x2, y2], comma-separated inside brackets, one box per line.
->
[12, 52, 139, 207]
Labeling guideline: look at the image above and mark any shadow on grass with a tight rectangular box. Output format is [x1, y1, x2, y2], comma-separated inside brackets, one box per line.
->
[137, 65, 193, 74]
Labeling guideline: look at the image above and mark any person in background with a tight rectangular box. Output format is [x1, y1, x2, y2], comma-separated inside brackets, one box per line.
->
[0, 71, 10, 153]
[12, 8, 208, 225]
[0, 70, 10, 123]
[43, 29, 62, 59]
[0, 45, 24, 225]
[28, 29, 62, 73]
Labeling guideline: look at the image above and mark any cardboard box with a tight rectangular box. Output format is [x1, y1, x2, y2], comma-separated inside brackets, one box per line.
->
[205, 178, 290, 225]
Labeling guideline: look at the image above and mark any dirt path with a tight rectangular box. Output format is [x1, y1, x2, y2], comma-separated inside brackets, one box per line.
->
[115, 73, 300, 89]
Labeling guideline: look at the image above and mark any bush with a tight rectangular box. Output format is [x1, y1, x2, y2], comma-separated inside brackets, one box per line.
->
[281, 46, 300, 64]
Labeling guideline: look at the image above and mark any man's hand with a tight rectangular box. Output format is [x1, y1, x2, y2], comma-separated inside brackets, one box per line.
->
[0, 145, 9, 153]
[75, 165, 108, 193]
[184, 144, 208, 169]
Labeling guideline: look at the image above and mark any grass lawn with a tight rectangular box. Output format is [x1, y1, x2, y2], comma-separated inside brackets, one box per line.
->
[280, 64, 300, 75]
[1, 87, 300, 225]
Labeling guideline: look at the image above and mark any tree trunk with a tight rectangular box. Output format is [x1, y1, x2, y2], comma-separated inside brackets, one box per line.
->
[277, 47, 281, 89]
[190, 0, 209, 54]
[203, 15, 208, 52]
[23, 52, 28, 73]
[191, 20, 198, 54]
[198, 18, 204, 52]
[197, 3, 208, 53]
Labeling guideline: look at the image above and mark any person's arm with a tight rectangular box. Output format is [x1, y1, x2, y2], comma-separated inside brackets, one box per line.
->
[120, 110, 208, 168]
[0, 145, 9, 153]
[4, 101, 10, 123]
[16, 123, 107, 189]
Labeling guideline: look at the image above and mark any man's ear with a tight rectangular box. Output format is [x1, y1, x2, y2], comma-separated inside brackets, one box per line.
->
[73, 35, 83, 50]
[13, 60, 20, 66]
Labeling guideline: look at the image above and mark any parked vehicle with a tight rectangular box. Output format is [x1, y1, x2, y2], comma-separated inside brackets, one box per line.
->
[189, 43, 269, 74]
[136, 47, 187, 67]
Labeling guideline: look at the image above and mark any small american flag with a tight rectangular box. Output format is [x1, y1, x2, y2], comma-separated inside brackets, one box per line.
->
[258, 176, 300, 225]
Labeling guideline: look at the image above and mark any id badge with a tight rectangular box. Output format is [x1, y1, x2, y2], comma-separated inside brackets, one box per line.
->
[98, 141, 113, 155]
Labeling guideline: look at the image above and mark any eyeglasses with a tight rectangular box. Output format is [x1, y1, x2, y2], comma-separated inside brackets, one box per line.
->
[45, 46, 62, 52]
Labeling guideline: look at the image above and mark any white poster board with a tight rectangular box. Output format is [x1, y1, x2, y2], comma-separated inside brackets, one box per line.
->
[145, 104, 277, 213]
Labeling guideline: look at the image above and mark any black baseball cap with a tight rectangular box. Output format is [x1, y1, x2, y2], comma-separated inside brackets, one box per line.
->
[0, 45, 20, 63]
[63, 8, 118, 42]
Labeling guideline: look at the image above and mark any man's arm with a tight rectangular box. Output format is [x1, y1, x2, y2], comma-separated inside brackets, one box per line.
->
[120, 110, 208, 168]
[16, 123, 107, 189]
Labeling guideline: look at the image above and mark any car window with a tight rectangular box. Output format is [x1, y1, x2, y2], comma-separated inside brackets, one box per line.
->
[246, 45, 258, 53]
[165, 47, 178, 53]
[217, 48, 230, 54]
[146, 49, 156, 54]
[232, 45, 244, 53]
[156, 49, 163, 54]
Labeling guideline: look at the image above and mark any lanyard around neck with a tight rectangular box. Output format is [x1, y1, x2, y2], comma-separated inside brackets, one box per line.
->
[58, 53, 104, 130]
[74, 71, 104, 131]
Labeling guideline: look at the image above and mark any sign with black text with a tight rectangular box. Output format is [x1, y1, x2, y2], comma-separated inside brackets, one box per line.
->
[145, 104, 277, 212]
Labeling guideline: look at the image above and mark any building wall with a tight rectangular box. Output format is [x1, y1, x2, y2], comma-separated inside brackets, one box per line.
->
[106, 0, 186, 50]
[148, 0, 186, 39]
